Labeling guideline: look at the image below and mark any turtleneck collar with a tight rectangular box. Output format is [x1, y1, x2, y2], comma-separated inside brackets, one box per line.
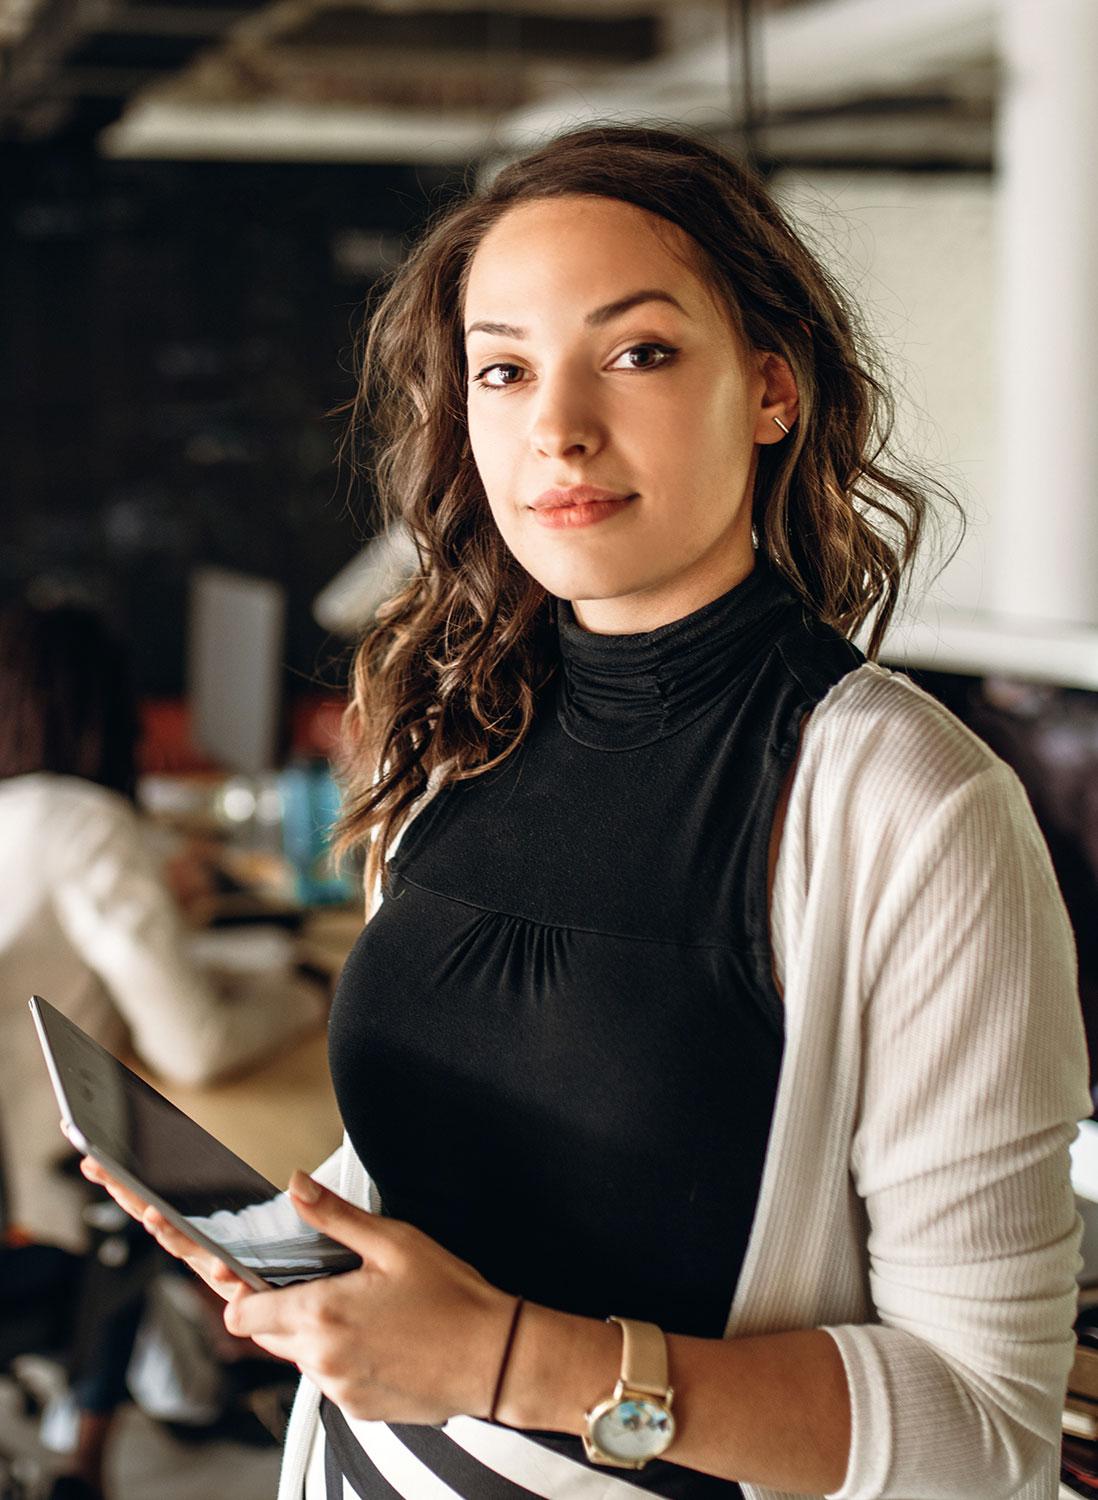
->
[555, 560, 798, 750]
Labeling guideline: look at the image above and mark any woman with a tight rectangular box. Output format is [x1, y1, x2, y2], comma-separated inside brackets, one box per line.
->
[84, 124, 1092, 1500]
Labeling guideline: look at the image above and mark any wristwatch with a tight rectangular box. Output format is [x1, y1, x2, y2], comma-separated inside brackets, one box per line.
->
[583, 1317, 676, 1469]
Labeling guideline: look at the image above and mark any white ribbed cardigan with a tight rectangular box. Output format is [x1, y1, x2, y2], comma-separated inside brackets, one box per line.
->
[277, 662, 1093, 1500]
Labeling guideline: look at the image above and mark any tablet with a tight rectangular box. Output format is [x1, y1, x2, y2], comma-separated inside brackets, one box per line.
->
[29, 994, 362, 1291]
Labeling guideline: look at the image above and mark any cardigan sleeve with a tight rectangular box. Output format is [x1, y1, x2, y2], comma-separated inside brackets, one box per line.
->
[823, 761, 1092, 1500]
[48, 783, 324, 1086]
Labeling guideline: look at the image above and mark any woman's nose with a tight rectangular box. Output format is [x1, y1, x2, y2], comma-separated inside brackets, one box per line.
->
[529, 373, 604, 459]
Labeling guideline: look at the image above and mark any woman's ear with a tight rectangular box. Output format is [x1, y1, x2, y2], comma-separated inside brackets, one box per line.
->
[753, 351, 799, 445]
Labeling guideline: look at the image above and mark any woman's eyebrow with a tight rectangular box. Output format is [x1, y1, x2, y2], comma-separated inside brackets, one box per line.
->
[464, 289, 688, 342]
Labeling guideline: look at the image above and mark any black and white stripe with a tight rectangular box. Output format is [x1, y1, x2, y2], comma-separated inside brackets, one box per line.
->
[311, 1403, 678, 1500]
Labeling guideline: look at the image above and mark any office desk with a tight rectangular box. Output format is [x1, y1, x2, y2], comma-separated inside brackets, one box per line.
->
[146, 1026, 342, 1188]
[139, 907, 364, 1187]
[295, 905, 365, 985]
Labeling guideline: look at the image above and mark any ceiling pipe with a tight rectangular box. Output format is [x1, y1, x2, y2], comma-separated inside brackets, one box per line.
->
[498, 0, 997, 143]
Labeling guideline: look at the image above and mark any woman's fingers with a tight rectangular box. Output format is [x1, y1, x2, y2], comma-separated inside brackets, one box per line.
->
[141, 1205, 193, 1252]
[80, 1156, 150, 1221]
[207, 1258, 246, 1290]
[140, 1206, 247, 1301]
[140, 1206, 209, 1269]
[80, 1157, 245, 1301]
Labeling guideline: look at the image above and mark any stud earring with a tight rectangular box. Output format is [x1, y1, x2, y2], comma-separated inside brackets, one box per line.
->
[772, 416, 791, 435]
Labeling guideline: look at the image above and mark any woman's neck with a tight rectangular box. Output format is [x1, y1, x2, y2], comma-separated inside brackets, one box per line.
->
[568, 540, 757, 637]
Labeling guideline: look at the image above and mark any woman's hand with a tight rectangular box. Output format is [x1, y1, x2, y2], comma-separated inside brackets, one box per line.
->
[78, 1155, 247, 1301]
[222, 1170, 516, 1425]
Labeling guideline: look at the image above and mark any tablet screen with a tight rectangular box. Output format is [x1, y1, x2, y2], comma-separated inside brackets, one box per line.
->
[31, 995, 361, 1285]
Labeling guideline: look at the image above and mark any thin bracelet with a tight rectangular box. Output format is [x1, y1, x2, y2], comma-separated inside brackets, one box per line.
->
[488, 1295, 525, 1424]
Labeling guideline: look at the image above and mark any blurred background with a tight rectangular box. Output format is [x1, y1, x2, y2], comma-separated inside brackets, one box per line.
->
[3, 1, 1098, 1496]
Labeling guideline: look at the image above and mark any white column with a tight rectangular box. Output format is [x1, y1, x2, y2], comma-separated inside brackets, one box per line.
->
[992, 0, 1098, 628]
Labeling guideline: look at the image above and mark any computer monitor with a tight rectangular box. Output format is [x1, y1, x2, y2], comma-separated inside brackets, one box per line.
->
[187, 567, 285, 775]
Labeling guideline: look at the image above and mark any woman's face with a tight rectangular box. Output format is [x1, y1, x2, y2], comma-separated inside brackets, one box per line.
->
[462, 193, 797, 633]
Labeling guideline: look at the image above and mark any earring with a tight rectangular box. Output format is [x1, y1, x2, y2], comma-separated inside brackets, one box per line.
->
[772, 416, 791, 435]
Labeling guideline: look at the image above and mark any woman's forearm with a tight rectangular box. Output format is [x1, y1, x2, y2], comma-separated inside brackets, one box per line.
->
[494, 1301, 852, 1496]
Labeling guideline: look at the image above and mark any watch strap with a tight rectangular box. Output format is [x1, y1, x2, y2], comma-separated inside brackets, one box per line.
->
[607, 1317, 669, 1399]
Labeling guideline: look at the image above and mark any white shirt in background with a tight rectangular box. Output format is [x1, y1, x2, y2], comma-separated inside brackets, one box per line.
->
[0, 772, 324, 1249]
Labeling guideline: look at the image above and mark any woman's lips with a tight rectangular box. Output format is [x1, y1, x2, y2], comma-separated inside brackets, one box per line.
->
[528, 487, 637, 530]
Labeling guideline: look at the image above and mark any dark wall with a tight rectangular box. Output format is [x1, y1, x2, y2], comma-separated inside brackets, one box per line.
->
[0, 144, 464, 696]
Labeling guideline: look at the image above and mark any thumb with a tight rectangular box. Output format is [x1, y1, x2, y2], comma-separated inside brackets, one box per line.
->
[288, 1169, 385, 1259]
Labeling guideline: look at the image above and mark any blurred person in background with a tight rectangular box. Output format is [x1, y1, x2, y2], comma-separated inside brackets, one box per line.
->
[0, 597, 325, 1250]
[0, 597, 322, 1499]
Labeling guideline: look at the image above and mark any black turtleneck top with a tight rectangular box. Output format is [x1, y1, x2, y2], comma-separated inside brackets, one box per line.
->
[327, 563, 862, 1498]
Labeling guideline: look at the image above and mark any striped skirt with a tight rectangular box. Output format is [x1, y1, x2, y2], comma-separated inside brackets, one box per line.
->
[306, 1400, 742, 1500]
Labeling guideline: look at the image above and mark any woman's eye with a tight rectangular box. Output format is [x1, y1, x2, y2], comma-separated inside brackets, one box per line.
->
[612, 343, 678, 370]
[471, 343, 677, 390]
[474, 363, 525, 389]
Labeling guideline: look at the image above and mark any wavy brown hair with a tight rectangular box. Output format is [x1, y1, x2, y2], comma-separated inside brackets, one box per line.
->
[334, 122, 959, 900]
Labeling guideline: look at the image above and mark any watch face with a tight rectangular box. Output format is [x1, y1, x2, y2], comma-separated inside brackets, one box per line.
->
[591, 1397, 674, 1462]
